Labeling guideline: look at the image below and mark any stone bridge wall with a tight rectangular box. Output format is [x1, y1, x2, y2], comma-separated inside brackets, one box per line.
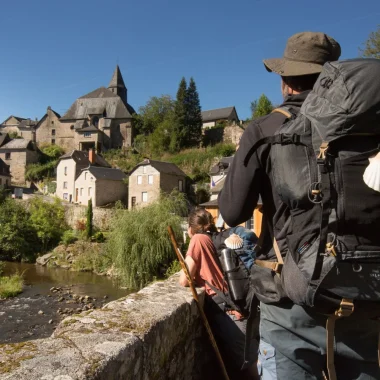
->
[0, 276, 217, 380]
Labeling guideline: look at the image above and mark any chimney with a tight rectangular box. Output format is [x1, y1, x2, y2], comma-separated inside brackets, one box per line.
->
[89, 148, 95, 164]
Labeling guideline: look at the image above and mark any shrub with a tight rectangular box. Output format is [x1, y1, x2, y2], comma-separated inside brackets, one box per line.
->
[164, 260, 182, 278]
[86, 199, 93, 239]
[0, 199, 39, 261]
[92, 232, 105, 243]
[0, 273, 23, 298]
[75, 218, 86, 231]
[28, 197, 68, 252]
[60, 230, 78, 246]
[106, 191, 186, 289]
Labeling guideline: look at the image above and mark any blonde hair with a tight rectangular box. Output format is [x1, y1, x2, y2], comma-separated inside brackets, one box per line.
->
[188, 208, 217, 235]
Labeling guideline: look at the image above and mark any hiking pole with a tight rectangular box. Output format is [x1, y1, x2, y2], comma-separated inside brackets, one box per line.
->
[167, 226, 231, 380]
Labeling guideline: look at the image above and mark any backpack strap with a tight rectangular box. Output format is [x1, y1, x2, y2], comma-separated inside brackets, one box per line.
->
[204, 280, 241, 312]
[255, 237, 283, 274]
[271, 106, 294, 119]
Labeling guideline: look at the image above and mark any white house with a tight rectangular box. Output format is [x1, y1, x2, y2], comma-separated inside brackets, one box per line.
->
[75, 166, 127, 207]
[56, 149, 110, 202]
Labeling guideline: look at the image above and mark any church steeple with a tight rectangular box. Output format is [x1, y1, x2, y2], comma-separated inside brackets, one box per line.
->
[108, 65, 127, 103]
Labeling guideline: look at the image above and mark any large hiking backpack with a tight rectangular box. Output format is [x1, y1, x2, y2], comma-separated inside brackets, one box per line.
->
[208, 226, 257, 316]
[245, 58, 380, 379]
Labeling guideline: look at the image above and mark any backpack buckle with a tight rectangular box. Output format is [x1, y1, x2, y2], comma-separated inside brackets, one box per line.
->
[318, 142, 329, 160]
[335, 298, 354, 318]
[280, 134, 300, 145]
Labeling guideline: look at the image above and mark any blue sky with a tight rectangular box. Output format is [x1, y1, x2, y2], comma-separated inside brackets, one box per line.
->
[0, 0, 379, 123]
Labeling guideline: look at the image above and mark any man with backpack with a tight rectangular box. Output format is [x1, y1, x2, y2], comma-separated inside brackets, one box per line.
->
[219, 32, 380, 379]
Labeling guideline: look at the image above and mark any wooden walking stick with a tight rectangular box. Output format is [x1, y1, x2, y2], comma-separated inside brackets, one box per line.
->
[167, 226, 231, 380]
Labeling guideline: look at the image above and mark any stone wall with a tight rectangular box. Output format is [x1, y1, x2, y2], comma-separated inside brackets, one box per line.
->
[64, 204, 116, 231]
[0, 275, 216, 380]
[203, 124, 244, 146]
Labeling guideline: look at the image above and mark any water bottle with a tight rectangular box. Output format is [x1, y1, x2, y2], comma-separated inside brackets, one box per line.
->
[220, 248, 246, 302]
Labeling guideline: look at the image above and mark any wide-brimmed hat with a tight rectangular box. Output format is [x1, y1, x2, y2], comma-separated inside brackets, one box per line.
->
[263, 32, 341, 76]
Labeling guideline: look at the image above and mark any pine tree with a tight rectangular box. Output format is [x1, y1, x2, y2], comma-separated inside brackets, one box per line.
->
[86, 198, 93, 239]
[173, 77, 188, 150]
[186, 77, 202, 147]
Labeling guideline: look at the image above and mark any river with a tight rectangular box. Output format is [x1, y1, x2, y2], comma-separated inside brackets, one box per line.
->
[0, 262, 132, 344]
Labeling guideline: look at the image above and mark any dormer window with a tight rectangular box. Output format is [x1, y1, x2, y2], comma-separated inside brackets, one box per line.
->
[102, 109, 107, 118]
[91, 116, 99, 128]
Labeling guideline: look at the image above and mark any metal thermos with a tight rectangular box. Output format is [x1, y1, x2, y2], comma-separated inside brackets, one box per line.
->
[220, 248, 245, 302]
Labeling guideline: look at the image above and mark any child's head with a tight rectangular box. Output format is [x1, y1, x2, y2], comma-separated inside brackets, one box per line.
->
[188, 208, 216, 235]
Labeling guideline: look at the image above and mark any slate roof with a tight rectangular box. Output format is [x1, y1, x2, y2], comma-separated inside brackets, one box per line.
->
[18, 119, 38, 130]
[1, 115, 27, 124]
[108, 65, 126, 89]
[60, 87, 135, 121]
[201, 107, 237, 122]
[0, 133, 10, 148]
[130, 159, 186, 177]
[82, 166, 126, 181]
[210, 156, 234, 175]
[77, 125, 101, 133]
[0, 139, 33, 150]
[59, 150, 111, 168]
[0, 158, 11, 176]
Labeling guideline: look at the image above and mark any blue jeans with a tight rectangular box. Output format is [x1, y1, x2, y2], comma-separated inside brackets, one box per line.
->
[258, 302, 380, 380]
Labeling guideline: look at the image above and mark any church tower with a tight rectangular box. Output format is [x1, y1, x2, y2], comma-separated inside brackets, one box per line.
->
[108, 65, 127, 104]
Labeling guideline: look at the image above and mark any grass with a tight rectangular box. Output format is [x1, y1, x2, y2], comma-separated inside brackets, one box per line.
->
[0, 273, 23, 299]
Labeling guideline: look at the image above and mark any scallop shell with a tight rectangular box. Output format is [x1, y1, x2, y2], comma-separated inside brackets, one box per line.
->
[363, 152, 380, 192]
[224, 233, 244, 249]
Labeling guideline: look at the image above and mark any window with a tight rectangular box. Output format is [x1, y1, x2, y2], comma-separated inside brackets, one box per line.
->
[84, 132, 91, 138]
[88, 187, 92, 196]
[148, 175, 153, 184]
[51, 139, 55, 144]
[80, 188, 83, 196]
[142, 192, 148, 202]
[51, 121, 54, 125]
[63, 193, 68, 200]
[137, 175, 142, 185]
[64, 167, 67, 176]
[63, 181, 68, 189]
[178, 180, 183, 192]
[5, 153, 10, 160]
[0, 178, 2, 185]
[131, 196, 136, 209]
[143, 166, 147, 174]
[52, 129, 56, 136]
[91, 116, 99, 128]
[85, 172, 87, 180]
[245, 216, 254, 230]
[5, 179, 8, 186]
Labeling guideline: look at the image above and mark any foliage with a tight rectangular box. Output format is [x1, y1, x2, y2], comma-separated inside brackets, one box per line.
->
[0, 199, 39, 261]
[164, 260, 182, 278]
[251, 94, 273, 119]
[40, 144, 65, 160]
[60, 230, 78, 246]
[361, 25, 380, 59]
[0, 187, 10, 204]
[195, 187, 210, 205]
[86, 199, 93, 239]
[9, 132, 19, 139]
[0, 273, 23, 298]
[173, 77, 188, 151]
[0, 261, 4, 275]
[25, 161, 56, 182]
[70, 242, 111, 273]
[106, 191, 187, 289]
[92, 232, 105, 243]
[46, 181, 57, 194]
[133, 95, 176, 136]
[75, 218, 86, 231]
[28, 197, 68, 252]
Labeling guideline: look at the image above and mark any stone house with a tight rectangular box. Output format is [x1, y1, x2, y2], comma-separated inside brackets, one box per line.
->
[59, 65, 135, 152]
[0, 158, 11, 187]
[75, 166, 127, 207]
[56, 149, 110, 203]
[34, 107, 62, 147]
[128, 159, 187, 209]
[0, 139, 39, 184]
[201, 107, 239, 129]
[0, 115, 37, 140]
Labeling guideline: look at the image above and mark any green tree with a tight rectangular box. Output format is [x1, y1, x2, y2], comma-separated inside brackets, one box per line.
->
[186, 77, 202, 147]
[174, 77, 188, 150]
[106, 191, 186, 289]
[133, 95, 176, 136]
[361, 25, 380, 59]
[251, 94, 273, 119]
[0, 199, 38, 261]
[28, 197, 68, 252]
[86, 198, 93, 239]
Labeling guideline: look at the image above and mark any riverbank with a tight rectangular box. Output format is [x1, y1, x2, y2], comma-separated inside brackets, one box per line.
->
[0, 262, 131, 344]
